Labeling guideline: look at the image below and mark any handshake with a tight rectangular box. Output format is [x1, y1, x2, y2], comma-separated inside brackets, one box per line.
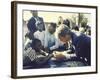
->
[52, 51, 67, 60]
[52, 51, 76, 60]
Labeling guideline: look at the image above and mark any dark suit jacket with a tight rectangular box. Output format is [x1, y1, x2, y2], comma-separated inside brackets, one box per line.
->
[71, 32, 91, 65]
[27, 17, 36, 33]
[27, 16, 45, 34]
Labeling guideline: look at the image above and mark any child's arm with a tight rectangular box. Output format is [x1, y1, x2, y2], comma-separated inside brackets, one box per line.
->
[35, 54, 53, 65]
[44, 31, 49, 48]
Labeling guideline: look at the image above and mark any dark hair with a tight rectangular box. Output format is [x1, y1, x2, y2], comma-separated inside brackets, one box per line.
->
[31, 10, 38, 17]
[72, 25, 79, 31]
[86, 25, 91, 35]
[31, 38, 41, 49]
[58, 25, 71, 37]
[50, 23, 57, 28]
[25, 32, 34, 40]
[63, 19, 70, 28]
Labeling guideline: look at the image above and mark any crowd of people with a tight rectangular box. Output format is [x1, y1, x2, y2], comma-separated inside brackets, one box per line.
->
[23, 11, 91, 69]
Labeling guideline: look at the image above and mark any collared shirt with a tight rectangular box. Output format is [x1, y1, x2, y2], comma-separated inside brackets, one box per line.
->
[44, 30, 59, 50]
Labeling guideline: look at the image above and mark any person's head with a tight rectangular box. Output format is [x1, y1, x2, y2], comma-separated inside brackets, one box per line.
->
[25, 32, 34, 40]
[31, 39, 43, 52]
[58, 16, 63, 25]
[31, 10, 38, 17]
[48, 23, 56, 34]
[81, 21, 87, 28]
[27, 17, 36, 33]
[86, 25, 91, 35]
[58, 25, 71, 43]
[63, 19, 70, 28]
[72, 25, 79, 31]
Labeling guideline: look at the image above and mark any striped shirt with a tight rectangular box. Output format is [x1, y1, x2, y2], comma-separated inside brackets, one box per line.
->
[24, 47, 37, 61]
[24, 47, 47, 62]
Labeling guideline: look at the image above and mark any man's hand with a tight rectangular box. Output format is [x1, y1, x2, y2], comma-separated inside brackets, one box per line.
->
[53, 51, 66, 60]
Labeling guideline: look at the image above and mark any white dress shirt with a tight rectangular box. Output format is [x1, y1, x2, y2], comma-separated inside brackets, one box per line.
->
[34, 30, 45, 46]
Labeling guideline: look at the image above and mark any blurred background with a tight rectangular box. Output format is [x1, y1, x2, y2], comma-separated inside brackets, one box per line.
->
[23, 10, 91, 37]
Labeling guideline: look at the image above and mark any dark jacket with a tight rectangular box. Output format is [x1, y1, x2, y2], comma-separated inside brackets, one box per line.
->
[27, 17, 36, 33]
[71, 32, 91, 65]
[27, 16, 45, 34]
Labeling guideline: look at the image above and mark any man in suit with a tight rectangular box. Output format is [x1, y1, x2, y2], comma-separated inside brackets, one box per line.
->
[27, 10, 45, 37]
[25, 11, 45, 50]
[57, 25, 91, 65]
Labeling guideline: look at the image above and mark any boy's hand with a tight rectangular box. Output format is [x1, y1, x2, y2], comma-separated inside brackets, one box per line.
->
[44, 47, 50, 53]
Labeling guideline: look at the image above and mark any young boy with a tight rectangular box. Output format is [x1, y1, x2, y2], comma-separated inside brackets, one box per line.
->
[23, 39, 53, 68]
[44, 23, 59, 52]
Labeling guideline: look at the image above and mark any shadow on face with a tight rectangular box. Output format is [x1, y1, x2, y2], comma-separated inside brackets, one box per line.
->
[31, 39, 43, 52]
[48, 23, 56, 34]
[59, 35, 71, 44]
[35, 41, 43, 51]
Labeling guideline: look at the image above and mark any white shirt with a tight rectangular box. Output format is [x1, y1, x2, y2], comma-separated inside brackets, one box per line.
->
[34, 30, 45, 46]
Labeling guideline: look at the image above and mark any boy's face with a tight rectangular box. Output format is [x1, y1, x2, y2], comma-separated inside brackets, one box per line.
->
[48, 24, 56, 34]
[32, 11, 38, 17]
[35, 41, 43, 51]
[59, 35, 71, 43]
[58, 17, 63, 22]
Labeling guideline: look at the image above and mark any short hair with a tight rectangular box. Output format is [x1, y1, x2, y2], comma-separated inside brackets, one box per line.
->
[59, 16, 63, 18]
[63, 19, 70, 28]
[50, 23, 57, 28]
[31, 38, 41, 49]
[72, 25, 79, 31]
[58, 25, 71, 37]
